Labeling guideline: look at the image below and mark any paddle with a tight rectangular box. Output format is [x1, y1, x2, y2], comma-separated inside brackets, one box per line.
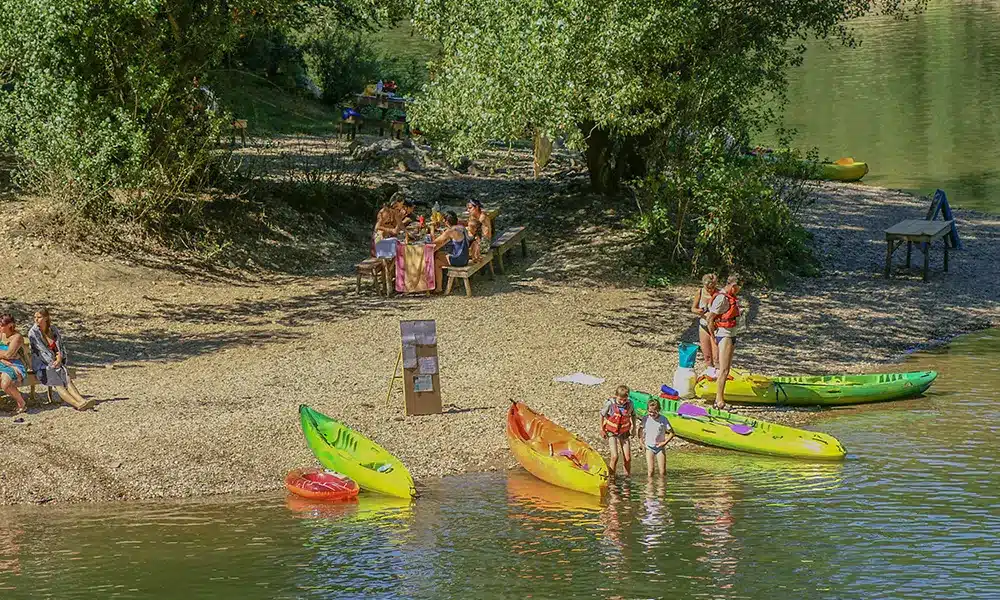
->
[676, 403, 754, 435]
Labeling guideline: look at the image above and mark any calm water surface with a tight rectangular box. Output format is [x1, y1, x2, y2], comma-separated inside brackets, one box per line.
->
[784, 0, 1000, 212]
[1, 331, 998, 599]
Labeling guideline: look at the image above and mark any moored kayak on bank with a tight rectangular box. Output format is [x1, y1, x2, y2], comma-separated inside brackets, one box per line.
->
[818, 157, 869, 181]
[298, 404, 416, 499]
[506, 401, 610, 496]
[695, 370, 938, 406]
[629, 391, 847, 460]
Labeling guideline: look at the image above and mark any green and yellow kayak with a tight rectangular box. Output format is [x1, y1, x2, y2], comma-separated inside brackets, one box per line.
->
[818, 157, 869, 182]
[695, 370, 938, 407]
[298, 405, 416, 499]
[629, 391, 846, 461]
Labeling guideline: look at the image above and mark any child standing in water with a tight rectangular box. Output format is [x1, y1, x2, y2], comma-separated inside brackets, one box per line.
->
[638, 398, 674, 478]
[600, 385, 636, 478]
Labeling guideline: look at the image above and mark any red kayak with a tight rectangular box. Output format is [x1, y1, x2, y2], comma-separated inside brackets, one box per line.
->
[285, 468, 360, 502]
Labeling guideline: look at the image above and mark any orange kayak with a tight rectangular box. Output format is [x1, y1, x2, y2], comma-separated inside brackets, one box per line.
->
[506, 401, 609, 496]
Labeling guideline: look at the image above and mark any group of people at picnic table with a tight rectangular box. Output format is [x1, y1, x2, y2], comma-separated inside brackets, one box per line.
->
[1, 308, 91, 415]
[372, 193, 493, 293]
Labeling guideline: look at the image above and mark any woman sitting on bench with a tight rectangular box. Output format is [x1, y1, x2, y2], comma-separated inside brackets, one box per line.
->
[432, 211, 469, 292]
[0, 314, 28, 415]
[28, 308, 93, 410]
[466, 199, 493, 244]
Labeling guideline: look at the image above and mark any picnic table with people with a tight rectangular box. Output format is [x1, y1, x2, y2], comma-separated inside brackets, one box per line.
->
[364, 194, 504, 295]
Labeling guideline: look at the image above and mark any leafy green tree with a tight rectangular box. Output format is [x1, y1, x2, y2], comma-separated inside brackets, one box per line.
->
[0, 0, 401, 208]
[410, 0, 925, 193]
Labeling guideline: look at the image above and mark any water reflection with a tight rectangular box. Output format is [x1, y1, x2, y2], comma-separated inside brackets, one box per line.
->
[783, 0, 1000, 212]
[0, 514, 21, 576]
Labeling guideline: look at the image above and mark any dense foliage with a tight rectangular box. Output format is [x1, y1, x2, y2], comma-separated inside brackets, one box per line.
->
[410, 0, 924, 279]
[0, 0, 400, 207]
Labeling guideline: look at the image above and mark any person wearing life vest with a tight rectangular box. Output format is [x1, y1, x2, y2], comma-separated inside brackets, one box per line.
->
[600, 384, 637, 478]
[706, 273, 743, 410]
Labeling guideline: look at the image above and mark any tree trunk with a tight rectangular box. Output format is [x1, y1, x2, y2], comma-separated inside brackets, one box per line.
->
[581, 122, 649, 195]
[582, 122, 616, 194]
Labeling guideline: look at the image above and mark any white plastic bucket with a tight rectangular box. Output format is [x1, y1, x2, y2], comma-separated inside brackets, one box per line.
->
[672, 367, 696, 398]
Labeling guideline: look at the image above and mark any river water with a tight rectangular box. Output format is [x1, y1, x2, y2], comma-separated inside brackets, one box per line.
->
[783, 0, 1000, 212]
[0, 329, 997, 599]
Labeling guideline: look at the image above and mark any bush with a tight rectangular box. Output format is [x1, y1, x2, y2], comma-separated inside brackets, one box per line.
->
[633, 137, 817, 283]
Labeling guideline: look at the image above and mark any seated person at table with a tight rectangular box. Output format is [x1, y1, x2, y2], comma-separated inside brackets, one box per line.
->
[432, 211, 469, 292]
[373, 193, 406, 244]
[466, 199, 492, 243]
[400, 199, 417, 227]
[467, 220, 484, 263]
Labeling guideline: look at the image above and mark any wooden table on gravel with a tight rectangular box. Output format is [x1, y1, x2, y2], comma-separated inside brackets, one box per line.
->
[884, 219, 954, 281]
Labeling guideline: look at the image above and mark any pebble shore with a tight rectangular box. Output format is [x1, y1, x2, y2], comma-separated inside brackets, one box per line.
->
[1, 143, 997, 505]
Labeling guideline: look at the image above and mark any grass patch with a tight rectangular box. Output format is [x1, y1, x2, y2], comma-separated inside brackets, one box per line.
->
[212, 71, 343, 136]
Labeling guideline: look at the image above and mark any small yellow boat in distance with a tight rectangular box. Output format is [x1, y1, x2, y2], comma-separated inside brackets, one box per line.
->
[819, 157, 869, 182]
[506, 401, 610, 497]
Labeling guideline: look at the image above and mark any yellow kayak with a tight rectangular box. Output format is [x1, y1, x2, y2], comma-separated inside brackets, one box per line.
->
[506, 401, 610, 496]
[695, 369, 938, 406]
[298, 405, 416, 499]
[630, 391, 846, 461]
[818, 157, 869, 182]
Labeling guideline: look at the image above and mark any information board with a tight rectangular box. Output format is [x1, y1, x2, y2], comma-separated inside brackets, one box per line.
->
[399, 320, 442, 415]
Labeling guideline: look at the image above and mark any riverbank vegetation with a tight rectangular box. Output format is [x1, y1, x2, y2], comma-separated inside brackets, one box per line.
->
[0, 0, 924, 281]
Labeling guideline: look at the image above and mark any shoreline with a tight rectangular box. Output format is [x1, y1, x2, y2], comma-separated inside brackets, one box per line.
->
[1, 148, 998, 506]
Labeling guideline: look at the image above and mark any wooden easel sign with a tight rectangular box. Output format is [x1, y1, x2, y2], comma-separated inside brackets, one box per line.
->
[397, 320, 442, 416]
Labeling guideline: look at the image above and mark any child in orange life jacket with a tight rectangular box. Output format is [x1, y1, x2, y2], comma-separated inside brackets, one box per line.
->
[600, 385, 637, 478]
[706, 272, 743, 410]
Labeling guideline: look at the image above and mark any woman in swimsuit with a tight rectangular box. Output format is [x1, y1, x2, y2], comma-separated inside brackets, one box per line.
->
[431, 211, 470, 292]
[691, 273, 719, 378]
[0, 314, 28, 414]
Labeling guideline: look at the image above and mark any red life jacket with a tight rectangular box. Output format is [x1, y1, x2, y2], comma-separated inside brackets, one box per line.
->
[711, 289, 740, 329]
[602, 400, 633, 435]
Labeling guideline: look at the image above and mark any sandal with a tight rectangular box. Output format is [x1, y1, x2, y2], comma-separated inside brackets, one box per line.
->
[13, 405, 27, 416]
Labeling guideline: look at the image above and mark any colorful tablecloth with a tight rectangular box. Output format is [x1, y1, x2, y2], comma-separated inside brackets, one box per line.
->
[395, 243, 435, 293]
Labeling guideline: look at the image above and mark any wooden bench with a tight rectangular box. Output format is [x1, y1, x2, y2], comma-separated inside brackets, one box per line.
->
[490, 226, 528, 273]
[884, 219, 954, 281]
[356, 257, 394, 295]
[443, 252, 495, 297]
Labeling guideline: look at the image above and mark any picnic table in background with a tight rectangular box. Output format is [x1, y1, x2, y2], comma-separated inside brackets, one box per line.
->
[884, 219, 954, 281]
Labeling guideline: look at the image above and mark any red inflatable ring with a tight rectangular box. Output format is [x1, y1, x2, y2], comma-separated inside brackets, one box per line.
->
[285, 468, 360, 502]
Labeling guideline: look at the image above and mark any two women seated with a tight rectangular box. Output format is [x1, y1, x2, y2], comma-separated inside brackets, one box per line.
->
[0, 309, 91, 415]
[430, 208, 496, 292]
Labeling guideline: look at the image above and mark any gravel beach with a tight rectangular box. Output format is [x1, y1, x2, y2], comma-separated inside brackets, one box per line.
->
[1, 141, 997, 505]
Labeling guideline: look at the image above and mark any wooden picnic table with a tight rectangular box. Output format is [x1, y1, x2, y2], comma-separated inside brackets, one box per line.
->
[884, 219, 954, 281]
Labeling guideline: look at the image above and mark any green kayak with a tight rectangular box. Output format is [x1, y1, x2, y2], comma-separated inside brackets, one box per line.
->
[629, 391, 846, 460]
[695, 370, 938, 406]
[298, 405, 416, 499]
